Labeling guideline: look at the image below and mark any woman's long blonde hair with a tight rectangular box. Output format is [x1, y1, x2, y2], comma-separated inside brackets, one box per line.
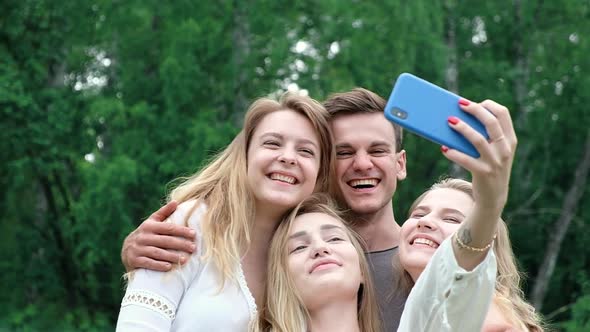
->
[259, 193, 381, 332]
[169, 93, 334, 285]
[394, 178, 544, 331]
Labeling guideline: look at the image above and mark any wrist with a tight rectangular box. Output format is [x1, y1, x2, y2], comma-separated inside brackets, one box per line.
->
[454, 230, 496, 253]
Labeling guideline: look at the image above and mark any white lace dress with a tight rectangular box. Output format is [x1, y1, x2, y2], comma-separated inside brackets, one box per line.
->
[116, 201, 257, 332]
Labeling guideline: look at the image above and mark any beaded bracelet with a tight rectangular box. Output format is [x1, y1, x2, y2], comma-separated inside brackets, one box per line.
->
[454, 231, 497, 252]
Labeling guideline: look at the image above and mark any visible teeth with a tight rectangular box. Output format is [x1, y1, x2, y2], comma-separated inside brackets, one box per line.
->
[413, 238, 438, 248]
[349, 179, 378, 187]
[270, 173, 296, 184]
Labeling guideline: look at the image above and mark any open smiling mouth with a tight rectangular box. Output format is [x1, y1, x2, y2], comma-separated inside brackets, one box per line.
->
[411, 237, 439, 249]
[269, 173, 298, 184]
[348, 179, 379, 189]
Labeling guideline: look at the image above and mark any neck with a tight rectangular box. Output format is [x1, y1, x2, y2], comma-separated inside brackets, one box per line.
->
[400, 253, 425, 282]
[308, 302, 360, 332]
[350, 200, 401, 252]
[407, 267, 423, 282]
[250, 208, 283, 253]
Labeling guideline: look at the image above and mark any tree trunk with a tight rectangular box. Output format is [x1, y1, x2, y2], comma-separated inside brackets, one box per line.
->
[513, 0, 543, 127]
[513, 0, 529, 127]
[231, 0, 251, 126]
[443, 1, 458, 96]
[444, 0, 467, 179]
[531, 130, 590, 310]
[37, 174, 78, 308]
[512, 0, 545, 194]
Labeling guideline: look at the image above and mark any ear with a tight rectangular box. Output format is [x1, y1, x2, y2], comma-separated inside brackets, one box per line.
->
[396, 149, 407, 181]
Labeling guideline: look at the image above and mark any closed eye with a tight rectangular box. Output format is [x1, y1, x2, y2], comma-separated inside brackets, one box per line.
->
[444, 217, 461, 224]
[299, 148, 315, 156]
[328, 237, 344, 242]
[264, 140, 280, 147]
[290, 245, 307, 254]
[336, 151, 353, 158]
[370, 149, 387, 155]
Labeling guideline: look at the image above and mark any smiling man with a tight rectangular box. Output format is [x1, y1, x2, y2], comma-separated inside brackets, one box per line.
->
[323, 88, 407, 331]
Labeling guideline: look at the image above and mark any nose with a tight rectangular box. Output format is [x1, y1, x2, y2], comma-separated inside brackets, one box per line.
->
[311, 241, 331, 258]
[352, 152, 373, 171]
[416, 215, 437, 231]
[278, 148, 297, 165]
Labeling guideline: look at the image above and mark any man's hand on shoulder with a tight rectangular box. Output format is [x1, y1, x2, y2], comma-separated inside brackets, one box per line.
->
[121, 201, 196, 272]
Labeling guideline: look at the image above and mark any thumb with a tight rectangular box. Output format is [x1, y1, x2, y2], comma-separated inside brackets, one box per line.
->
[150, 200, 179, 222]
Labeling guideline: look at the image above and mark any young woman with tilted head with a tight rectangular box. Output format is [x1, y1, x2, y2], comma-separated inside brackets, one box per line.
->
[116, 92, 334, 331]
[395, 178, 544, 332]
[259, 193, 381, 332]
[394, 99, 543, 331]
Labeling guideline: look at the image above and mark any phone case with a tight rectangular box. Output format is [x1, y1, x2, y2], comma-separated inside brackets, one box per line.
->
[384, 73, 488, 158]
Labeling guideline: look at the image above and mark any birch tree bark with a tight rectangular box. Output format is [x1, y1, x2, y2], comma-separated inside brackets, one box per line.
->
[444, 0, 467, 179]
[531, 130, 590, 310]
[232, 0, 251, 126]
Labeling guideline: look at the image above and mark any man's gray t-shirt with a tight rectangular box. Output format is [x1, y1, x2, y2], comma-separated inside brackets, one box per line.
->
[365, 246, 407, 332]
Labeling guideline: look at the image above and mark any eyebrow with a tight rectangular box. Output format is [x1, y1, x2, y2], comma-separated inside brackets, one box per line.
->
[335, 142, 353, 150]
[288, 224, 344, 240]
[260, 133, 318, 148]
[320, 224, 343, 231]
[335, 140, 391, 149]
[413, 206, 466, 217]
[443, 208, 466, 217]
[369, 141, 391, 147]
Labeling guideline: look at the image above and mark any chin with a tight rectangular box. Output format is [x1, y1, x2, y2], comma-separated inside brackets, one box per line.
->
[346, 200, 383, 215]
[309, 276, 358, 297]
[257, 193, 304, 213]
[402, 254, 430, 272]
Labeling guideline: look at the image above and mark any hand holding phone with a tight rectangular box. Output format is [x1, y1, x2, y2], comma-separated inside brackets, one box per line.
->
[384, 73, 488, 158]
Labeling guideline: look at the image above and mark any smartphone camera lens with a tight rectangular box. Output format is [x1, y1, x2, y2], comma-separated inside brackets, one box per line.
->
[392, 108, 408, 119]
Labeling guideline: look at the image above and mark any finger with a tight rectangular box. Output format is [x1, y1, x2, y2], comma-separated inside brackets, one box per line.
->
[149, 200, 178, 222]
[143, 220, 196, 240]
[139, 233, 196, 254]
[133, 257, 173, 272]
[459, 99, 503, 142]
[480, 99, 517, 147]
[448, 116, 493, 159]
[441, 145, 481, 173]
[138, 246, 189, 266]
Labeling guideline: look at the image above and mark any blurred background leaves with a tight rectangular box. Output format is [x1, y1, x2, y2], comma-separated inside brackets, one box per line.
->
[1, 0, 588, 330]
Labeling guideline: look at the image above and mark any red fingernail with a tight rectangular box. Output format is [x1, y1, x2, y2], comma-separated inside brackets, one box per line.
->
[459, 98, 470, 106]
[441, 146, 449, 153]
[448, 116, 460, 125]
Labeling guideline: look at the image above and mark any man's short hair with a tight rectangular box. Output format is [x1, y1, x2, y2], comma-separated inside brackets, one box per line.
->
[323, 88, 403, 152]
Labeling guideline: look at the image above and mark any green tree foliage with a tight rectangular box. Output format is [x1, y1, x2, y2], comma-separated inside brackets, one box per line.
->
[1, 0, 588, 330]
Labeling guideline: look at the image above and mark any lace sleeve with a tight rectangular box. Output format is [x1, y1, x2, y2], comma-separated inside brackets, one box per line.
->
[121, 290, 176, 320]
[116, 201, 206, 332]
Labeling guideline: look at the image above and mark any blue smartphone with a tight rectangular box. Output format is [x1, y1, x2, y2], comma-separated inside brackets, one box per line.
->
[384, 73, 488, 158]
